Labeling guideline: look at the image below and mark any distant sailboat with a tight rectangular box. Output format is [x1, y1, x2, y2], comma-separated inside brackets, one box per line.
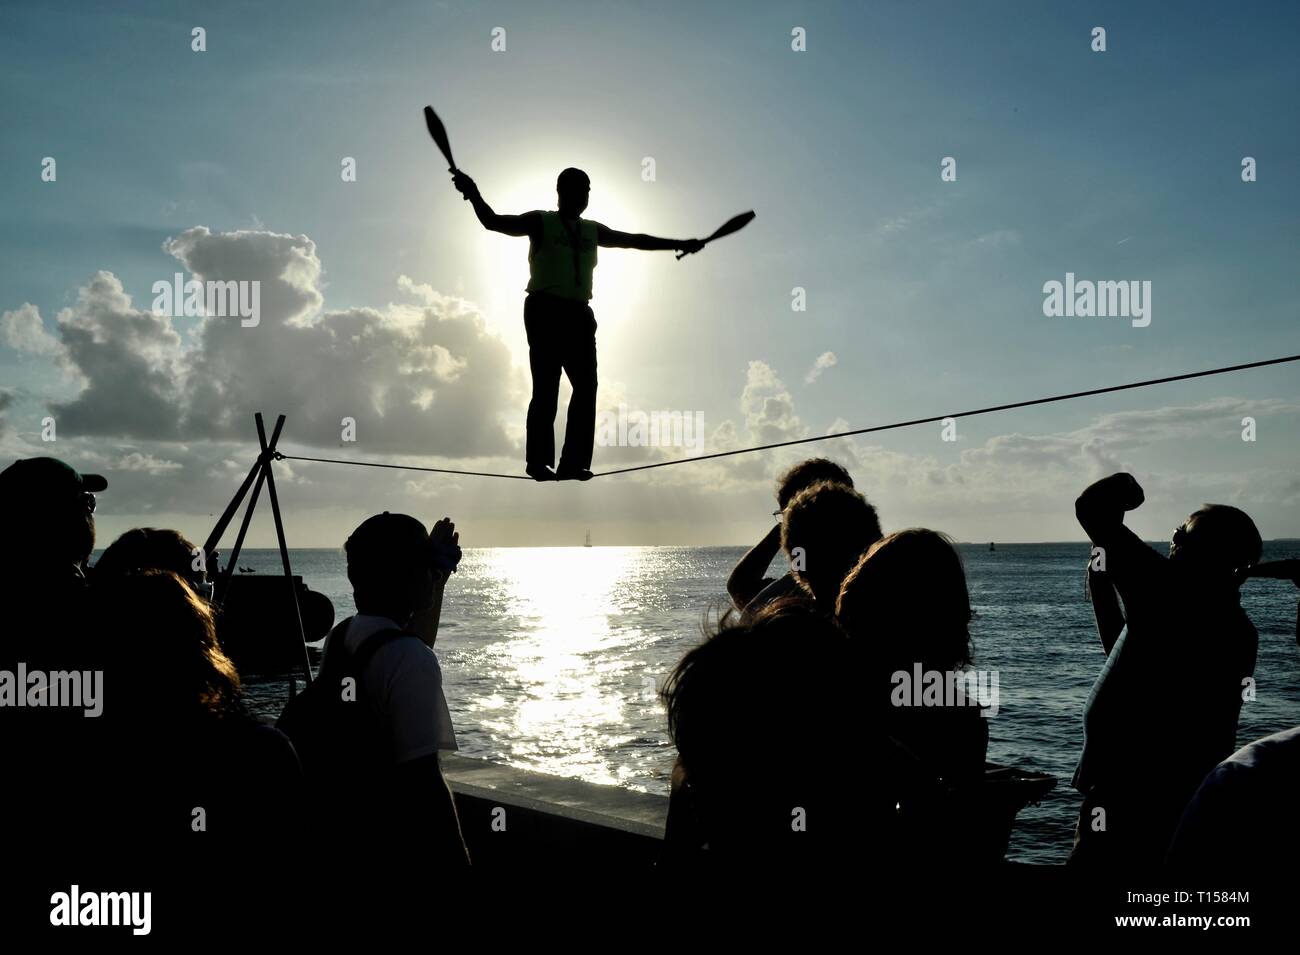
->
[584, 530, 592, 548]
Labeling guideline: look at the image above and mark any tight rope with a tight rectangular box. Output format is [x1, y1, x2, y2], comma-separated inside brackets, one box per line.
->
[272, 454, 533, 480]
[274, 352, 1300, 480]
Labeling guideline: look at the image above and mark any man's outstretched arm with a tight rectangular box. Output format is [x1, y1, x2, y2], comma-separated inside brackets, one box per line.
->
[452, 172, 538, 237]
[596, 223, 703, 253]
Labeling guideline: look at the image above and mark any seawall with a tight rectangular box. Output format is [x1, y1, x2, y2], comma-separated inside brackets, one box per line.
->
[441, 753, 669, 864]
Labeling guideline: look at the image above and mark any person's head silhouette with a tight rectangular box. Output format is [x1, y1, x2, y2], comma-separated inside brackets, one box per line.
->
[95, 527, 212, 599]
[344, 512, 437, 625]
[775, 457, 854, 512]
[780, 480, 882, 606]
[556, 167, 590, 218]
[837, 528, 974, 673]
[0, 456, 106, 575]
[1169, 504, 1262, 580]
[661, 604, 856, 858]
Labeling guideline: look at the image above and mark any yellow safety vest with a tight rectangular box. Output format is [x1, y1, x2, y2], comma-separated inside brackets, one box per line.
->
[526, 211, 597, 302]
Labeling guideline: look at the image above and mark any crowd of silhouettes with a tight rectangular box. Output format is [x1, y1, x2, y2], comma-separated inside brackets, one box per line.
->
[674, 456, 1299, 865]
[0, 456, 466, 882]
[1, 452, 1297, 878]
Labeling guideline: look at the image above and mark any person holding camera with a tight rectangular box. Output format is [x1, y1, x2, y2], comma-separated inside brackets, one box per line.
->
[313, 511, 468, 864]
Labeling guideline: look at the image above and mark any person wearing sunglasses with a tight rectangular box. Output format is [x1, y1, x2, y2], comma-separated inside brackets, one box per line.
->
[1071, 471, 1263, 868]
[726, 457, 860, 614]
[0, 456, 108, 665]
[0, 456, 110, 887]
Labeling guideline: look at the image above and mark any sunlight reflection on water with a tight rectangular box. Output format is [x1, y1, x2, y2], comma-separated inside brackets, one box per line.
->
[440, 546, 710, 789]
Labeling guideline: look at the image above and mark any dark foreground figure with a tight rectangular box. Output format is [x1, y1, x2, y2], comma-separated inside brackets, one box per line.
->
[3, 452, 1299, 936]
[1166, 557, 1300, 869]
[727, 457, 860, 612]
[1071, 472, 1262, 867]
[279, 511, 468, 866]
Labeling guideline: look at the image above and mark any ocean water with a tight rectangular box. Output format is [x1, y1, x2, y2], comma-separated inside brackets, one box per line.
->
[234, 542, 1300, 865]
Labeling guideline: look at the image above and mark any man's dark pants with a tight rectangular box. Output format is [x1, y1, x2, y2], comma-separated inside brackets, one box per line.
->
[524, 292, 597, 471]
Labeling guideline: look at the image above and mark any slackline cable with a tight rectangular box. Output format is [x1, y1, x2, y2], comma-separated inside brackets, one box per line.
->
[273, 352, 1300, 480]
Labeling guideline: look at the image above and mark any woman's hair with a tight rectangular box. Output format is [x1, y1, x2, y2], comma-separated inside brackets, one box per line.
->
[836, 528, 974, 672]
[662, 603, 850, 782]
[98, 569, 242, 722]
[659, 603, 855, 853]
[95, 527, 202, 584]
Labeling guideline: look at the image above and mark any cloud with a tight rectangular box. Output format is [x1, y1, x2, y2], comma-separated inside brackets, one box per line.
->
[48, 271, 187, 439]
[936, 401, 1262, 495]
[1073, 398, 1297, 446]
[740, 360, 804, 445]
[18, 228, 522, 457]
[973, 229, 1021, 248]
[872, 199, 948, 240]
[2, 303, 63, 358]
[113, 451, 184, 475]
[627, 363, 1298, 536]
[805, 351, 837, 384]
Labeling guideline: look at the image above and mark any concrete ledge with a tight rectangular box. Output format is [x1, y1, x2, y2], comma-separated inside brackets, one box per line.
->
[441, 754, 668, 864]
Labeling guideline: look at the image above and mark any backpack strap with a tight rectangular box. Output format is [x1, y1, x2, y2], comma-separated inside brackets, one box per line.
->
[346, 627, 414, 677]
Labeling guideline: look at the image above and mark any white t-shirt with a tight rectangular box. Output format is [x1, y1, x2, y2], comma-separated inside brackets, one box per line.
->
[320, 613, 457, 761]
[1167, 724, 1300, 866]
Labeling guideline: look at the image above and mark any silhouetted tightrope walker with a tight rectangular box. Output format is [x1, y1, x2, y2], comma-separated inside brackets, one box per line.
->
[272, 352, 1300, 481]
[425, 102, 758, 483]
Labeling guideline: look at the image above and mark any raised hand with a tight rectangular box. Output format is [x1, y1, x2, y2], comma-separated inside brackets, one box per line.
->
[429, 517, 462, 575]
[451, 171, 479, 202]
[1106, 472, 1145, 511]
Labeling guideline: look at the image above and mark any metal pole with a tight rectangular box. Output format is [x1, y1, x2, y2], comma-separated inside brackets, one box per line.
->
[258, 414, 313, 685]
[203, 457, 262, 568]
[213, 464, 268, 608]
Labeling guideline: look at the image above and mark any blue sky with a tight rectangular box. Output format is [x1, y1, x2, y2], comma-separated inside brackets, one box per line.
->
[1, 0, 1297, 547]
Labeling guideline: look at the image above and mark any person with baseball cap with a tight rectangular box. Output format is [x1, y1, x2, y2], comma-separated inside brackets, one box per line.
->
[0, 456, 107, 665]
[0, 459, 110, 879]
